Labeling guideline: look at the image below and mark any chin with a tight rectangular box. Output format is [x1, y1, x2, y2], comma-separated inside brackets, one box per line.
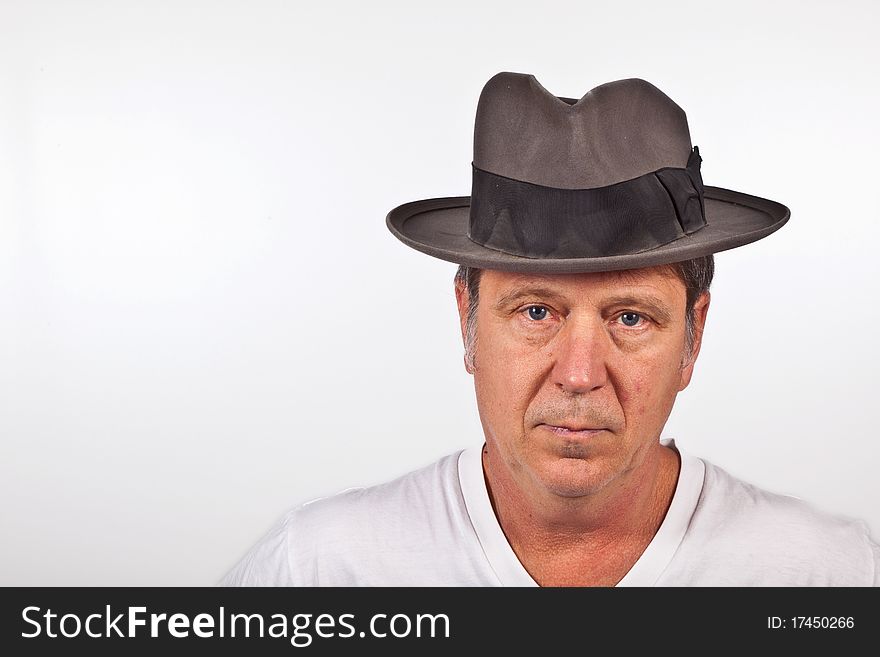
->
[533, 454, 617, 498]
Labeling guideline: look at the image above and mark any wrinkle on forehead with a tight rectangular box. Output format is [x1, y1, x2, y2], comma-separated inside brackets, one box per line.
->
[486, 265, 684, 305]
[493, 264, 679, 288]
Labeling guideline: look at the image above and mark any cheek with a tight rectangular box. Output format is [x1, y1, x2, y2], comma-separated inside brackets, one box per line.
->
[478, 358, 534, 413]
[634, 379, 647, 415]
[618, 374, 648, 415]
[475, 331, 544, 424]
[617, 358, 679, 419]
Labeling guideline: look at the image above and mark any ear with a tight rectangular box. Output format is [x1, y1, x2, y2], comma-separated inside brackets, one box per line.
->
[454, 278, 473, 373]
[678, 291, 710, 391]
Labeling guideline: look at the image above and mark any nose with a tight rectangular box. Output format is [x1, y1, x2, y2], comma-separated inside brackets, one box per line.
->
[550, 320, 609, 395]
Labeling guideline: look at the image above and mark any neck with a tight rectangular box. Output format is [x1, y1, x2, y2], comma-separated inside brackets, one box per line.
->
[481, 442, 681, 583]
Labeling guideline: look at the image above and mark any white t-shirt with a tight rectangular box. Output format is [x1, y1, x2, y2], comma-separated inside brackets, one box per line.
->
[220, 439, 880, 586]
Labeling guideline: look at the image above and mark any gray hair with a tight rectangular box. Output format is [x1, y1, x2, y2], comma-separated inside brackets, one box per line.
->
[454, 256, 714, 372]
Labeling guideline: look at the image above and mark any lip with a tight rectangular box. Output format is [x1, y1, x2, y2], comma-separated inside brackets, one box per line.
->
[540, 424, 606, 436]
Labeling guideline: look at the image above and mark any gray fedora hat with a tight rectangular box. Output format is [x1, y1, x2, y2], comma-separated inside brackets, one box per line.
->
[386, 72, 790, 273]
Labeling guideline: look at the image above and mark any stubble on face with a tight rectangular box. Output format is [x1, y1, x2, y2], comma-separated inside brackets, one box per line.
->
[468, 266, 691, 503]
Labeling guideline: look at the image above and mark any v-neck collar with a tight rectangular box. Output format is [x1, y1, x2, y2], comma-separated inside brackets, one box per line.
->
[457, 438, 705, 587]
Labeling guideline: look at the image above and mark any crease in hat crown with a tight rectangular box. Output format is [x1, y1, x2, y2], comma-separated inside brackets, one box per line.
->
[472, 72, 695, 190]
[384, 70, 790, 274]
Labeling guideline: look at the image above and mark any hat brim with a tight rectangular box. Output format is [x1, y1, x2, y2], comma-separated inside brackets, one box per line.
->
[386, 185, 790, 273]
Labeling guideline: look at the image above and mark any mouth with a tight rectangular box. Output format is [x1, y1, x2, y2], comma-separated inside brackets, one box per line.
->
[540, 423, 606, 437]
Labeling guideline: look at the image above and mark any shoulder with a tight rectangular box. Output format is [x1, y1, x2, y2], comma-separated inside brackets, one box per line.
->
[299, 449, 463, 520]
[698, 460, 864, 541]
[219, 450, 468, 586]
[289, 450, 465, 551]
[673, 458, 878, 585]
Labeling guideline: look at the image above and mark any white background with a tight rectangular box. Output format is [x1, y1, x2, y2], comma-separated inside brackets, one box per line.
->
[1, 0, 878, 585]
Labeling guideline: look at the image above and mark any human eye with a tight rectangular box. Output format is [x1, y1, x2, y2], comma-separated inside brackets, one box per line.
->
[521, 304, 551, 322]
[615, 311, 648, 328]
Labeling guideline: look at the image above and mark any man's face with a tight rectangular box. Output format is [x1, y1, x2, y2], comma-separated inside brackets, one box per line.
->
[455, 265, 710, 499]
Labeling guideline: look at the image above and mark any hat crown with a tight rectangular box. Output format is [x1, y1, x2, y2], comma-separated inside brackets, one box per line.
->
[473, 72, 694, 189]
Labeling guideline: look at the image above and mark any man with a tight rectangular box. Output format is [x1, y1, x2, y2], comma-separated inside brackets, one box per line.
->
[221, 72, 879, 586]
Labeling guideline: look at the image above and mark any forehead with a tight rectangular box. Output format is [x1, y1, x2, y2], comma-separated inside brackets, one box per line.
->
[482, 265, 685, 302]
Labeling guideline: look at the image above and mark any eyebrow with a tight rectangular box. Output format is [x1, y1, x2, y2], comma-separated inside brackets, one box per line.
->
[493, 288, 675, 324]
[601, 294, 674, 324]
[493, 287, 566, 312]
